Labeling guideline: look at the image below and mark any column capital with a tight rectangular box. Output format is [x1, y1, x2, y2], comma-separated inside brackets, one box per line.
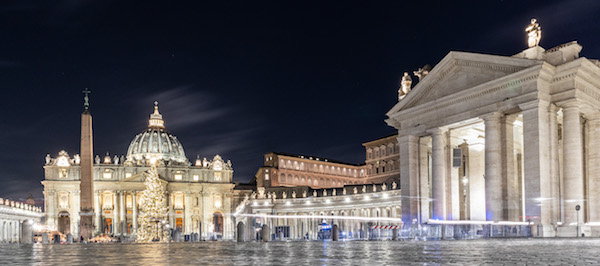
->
[396, 134, 419, 144]
[480, 111, 504, 122]
[502, 114, 517, 124]
[425, 127, 448, 135]
[586, 113, 600, 122]
[519, 99, 550, 111]
[556, 99, 581, 110]
[548, 103, 559, 113]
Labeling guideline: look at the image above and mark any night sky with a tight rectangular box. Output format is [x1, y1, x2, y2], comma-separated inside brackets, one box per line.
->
[1, 1, 599, 203]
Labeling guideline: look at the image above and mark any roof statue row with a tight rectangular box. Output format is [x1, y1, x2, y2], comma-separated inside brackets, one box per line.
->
[398, 18, 543, 102]
[46, 101, 233, 170]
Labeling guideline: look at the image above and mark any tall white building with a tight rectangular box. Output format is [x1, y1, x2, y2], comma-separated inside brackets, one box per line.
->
[42, 103, 235, 240]
[386, 38, 600, 237]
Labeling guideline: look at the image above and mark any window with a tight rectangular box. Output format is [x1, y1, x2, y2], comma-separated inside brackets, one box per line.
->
[214, 172, 222, 181]
[102, 194, 113, 209]
[174, 172, 183, 180]
[214, 194, 222, 209]
[264, 174, 269, 180]
[174, 193, 184, 209]
[375, 150, 379, 157]
[280, 173, 286, 183]
[126, 195, 133, 209]
[103, 170, 112, 179]
[193, 175, 199, 181]
[58, 193, 69, 208]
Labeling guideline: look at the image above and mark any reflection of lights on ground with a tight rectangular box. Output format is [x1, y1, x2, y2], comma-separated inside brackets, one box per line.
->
[236, 213, 403, 223]
[428, 219, 533, 226]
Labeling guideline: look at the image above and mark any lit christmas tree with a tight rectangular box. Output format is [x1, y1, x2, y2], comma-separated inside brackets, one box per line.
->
[136, 162, 170, 243]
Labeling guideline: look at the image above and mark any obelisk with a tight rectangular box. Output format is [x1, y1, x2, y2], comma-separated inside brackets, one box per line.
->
[79, 89, 94, 241]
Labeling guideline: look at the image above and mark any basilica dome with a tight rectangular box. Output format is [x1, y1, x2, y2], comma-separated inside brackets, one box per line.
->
[126, 102, 189, 164]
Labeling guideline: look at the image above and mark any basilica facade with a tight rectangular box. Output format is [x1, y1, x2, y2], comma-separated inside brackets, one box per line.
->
[42, 104, 235, 240]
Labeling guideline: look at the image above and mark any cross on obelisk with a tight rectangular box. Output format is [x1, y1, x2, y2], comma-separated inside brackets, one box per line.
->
[82, 88, 92, 111]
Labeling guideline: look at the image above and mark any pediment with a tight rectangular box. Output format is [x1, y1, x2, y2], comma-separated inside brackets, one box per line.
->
[388, 51, 540, 115]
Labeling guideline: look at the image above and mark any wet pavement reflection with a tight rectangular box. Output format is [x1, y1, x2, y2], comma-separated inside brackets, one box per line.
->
[1, 238, 599, 265]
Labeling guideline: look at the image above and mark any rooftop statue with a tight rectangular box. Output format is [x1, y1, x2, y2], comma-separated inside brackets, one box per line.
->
[398, 72, 413, 100]
[526, 18, 541, 48]
[413, 64, 431, 82]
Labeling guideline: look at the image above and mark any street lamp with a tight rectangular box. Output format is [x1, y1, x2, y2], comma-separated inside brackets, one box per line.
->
[575, 205, 581, 237]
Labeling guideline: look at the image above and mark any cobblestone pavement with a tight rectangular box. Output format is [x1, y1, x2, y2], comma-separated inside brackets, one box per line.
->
[0, 238, 598, 265]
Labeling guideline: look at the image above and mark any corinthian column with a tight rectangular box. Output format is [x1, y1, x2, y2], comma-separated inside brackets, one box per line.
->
[588, 114, 600, 223]
[132, 192, 138, 233]
[94, 191, 101, 235]
[398, 135, 419, 226]
[481, 112, 503, 221]
[119, 191, 125, 235]
[502, 115, 518, 221]
[562, 101, 584, 228]
[429, 128, 447, 220]
[113, 192, 119, 235]
[519, 100, 552, 235]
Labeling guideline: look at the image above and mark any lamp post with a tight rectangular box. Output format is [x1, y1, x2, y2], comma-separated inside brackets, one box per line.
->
[575, 205, 581, 238]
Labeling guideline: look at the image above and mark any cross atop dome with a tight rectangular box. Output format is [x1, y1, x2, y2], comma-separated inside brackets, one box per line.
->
[148, 101, 165, 128]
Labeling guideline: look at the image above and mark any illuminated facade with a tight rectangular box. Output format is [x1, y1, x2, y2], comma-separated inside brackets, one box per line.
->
[0, 198, 42, 243]
[363, 134, 400, 184]
[255, 152, 367, 189]
[386, 38, 600, 237]
[42, 103, 235, 240]
[234, 183, 402, 241]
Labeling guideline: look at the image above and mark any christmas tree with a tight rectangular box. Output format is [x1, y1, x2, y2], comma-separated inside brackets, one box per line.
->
[136, 163, 170, 243]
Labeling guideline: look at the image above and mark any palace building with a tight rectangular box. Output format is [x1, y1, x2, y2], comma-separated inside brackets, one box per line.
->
[42, 102, 235, 240]
[386, 28, 600, 237]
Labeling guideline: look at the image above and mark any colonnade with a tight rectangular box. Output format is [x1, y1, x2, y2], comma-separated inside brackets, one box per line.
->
[399, 99, 600, 237]
[240, 203, 401, 241]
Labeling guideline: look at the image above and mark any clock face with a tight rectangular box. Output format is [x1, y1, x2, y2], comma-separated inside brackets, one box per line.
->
[213, 161, 222, 170]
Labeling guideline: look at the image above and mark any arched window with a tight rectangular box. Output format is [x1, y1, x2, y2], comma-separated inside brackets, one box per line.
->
[326, 179, 331, 187]
[280, 173, 286, 183]
[287, 174, 293, 184]
[214, 194, 222, 209]
[313, 179, 318, 186]
[103, 194, 113, 209]
[301, 176, 306, 185]
[294, 175, 299, 185]
[58, 192, 69, 208]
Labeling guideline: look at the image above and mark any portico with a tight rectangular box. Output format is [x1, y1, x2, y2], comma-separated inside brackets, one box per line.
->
[386, 41, 600, 237]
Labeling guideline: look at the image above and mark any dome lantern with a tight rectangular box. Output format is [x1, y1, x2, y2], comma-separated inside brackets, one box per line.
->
[148, 101, 165, 129]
